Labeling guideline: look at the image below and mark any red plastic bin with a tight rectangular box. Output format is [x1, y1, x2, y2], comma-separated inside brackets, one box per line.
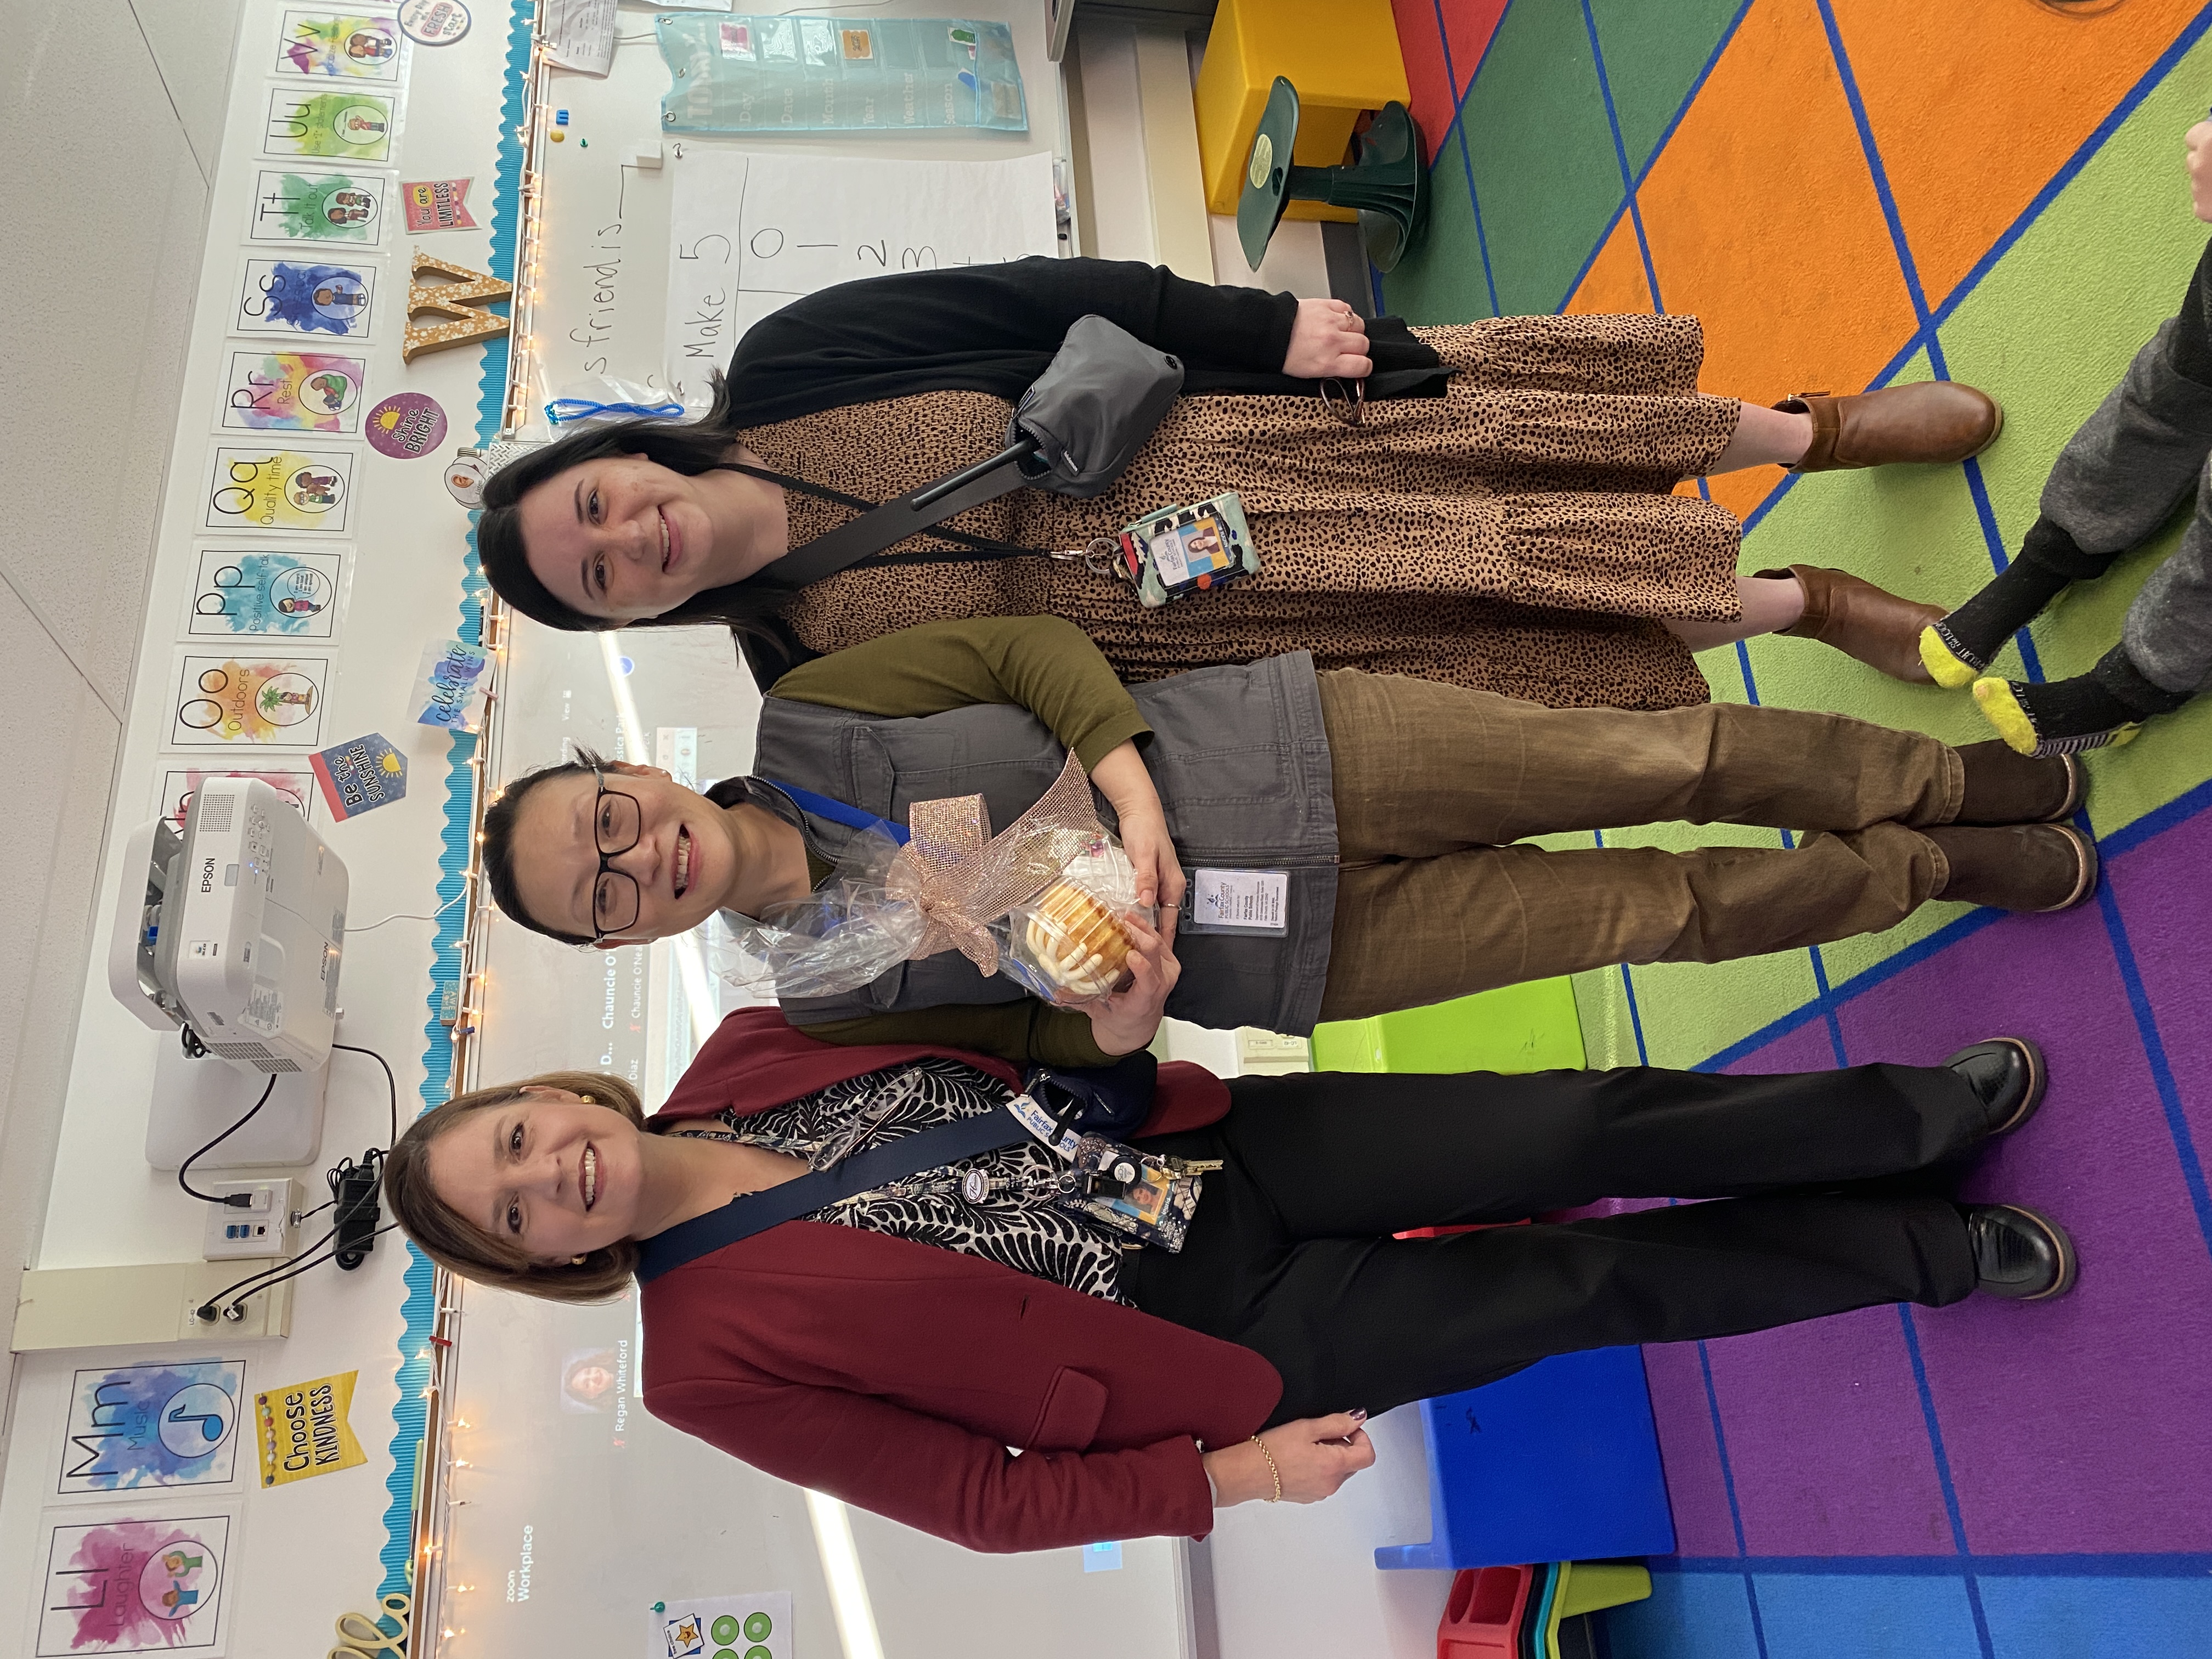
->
[1436, 1564, 1534, 1658]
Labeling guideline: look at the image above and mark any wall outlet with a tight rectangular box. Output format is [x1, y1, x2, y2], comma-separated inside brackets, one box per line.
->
[1234, 1028, 1312, 1075]
[201, 1178, 299, 1261]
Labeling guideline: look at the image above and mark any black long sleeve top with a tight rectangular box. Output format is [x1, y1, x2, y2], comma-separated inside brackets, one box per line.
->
[720, 255, 1449, 425]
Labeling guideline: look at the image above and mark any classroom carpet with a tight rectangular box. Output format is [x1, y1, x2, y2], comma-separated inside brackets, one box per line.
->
[1375, 3, 2212, 1656]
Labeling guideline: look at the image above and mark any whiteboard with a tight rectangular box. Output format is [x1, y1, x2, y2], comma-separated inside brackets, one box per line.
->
[511, 0, 1066, 432]
[664, 148, 1058, 400]
[448, 10, 1200, 1655]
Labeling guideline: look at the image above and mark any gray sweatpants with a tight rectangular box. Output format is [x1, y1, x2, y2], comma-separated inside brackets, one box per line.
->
[2041, 316, 2212, 695]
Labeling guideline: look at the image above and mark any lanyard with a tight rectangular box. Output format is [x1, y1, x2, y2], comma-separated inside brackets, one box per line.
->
[758, 780, 911, 846]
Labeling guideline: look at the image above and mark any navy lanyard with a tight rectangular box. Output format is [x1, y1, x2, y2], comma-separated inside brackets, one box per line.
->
[759, 780, 911, 846]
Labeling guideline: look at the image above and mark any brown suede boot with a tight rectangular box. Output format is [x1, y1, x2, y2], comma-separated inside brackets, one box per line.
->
[1779, 382, 2003, 471]
[1954, 741, 2084, 826]
[1926, 823, 2099, 912]
[1759, 564, 1948, 683]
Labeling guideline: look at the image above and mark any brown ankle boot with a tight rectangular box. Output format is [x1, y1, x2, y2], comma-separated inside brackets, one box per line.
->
[1926, 823, 2099, 912]
[1954, 741, 2084, 826]
[1779, 382, 2003, 471]
[1759, 564, 1948, 683]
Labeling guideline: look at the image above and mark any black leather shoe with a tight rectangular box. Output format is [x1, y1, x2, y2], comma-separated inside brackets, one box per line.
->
[1944, 1036, 2046, 1136]
[1965, 1203, 2076, 1300]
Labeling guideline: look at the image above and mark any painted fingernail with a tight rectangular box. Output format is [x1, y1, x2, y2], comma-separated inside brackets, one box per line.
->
[1347, 1408, 1368, 1423]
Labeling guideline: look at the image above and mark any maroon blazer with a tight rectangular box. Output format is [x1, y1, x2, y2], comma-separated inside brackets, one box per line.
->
[639, 1009, 1284, 1553]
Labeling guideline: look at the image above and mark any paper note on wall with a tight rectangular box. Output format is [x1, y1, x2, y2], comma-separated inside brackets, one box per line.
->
[254, 1370, 366, 1487]
[649, 1591, 792, 1659]
[662, 148, 1056, 403]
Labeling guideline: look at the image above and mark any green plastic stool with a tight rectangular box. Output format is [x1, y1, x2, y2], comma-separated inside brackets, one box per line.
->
[1236, 75, 1428, 273]
[1310, 978, 1586, 1076]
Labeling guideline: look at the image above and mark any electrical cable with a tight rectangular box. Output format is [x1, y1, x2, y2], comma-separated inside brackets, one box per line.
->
[211, 1238, 407, 1327]
[332, 1041, 400, 1148]
[200, 1224, 341, 1319]
[218, 1225, 400, 1319]
[177, 1074, 279, 1206]
[346, 890, 467, 935]
[195, 1149, 387, 1321]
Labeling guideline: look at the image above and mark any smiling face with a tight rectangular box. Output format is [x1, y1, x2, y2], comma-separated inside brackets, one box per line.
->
[516, 455, 724, 623]
[424, 1088, 644, 1263]
[508, 763, 732, 943]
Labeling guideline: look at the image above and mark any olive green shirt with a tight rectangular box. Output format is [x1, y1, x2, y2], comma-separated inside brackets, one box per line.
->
[761, 616, 1150, 1066]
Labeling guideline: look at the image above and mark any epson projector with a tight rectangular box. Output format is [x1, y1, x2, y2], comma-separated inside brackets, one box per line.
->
[109, 778, 348, 1075]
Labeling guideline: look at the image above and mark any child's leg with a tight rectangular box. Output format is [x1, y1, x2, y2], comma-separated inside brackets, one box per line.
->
[1973, 467, 2211, 755]
[1927, 242, 2212, 684]
[2120, 464, 2212, 701]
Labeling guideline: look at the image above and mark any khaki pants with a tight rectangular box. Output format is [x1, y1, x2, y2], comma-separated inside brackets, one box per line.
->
[1315, 670, 1965, 1022]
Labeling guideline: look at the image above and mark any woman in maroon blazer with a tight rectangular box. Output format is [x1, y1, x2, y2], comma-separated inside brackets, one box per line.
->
[382, 1008, 2072, 1553]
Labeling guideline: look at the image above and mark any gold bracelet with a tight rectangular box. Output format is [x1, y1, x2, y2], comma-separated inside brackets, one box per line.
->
[1250, 1434, 1282, 1503]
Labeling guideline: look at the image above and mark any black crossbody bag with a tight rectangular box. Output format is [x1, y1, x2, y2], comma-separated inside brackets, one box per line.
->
[732, 313, 1185, 588]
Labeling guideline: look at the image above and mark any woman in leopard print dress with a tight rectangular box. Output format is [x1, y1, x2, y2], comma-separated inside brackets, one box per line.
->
[479, 258, 1996, 707]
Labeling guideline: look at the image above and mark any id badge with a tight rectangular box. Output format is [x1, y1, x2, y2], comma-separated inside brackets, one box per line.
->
[1181, 867, 1290, 936]
[1057, 1135, 1202, 1251]
[1116, 492, 1262, 609]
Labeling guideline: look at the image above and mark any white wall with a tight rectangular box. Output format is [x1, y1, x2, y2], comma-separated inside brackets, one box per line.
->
[0, 0, 251, 1466]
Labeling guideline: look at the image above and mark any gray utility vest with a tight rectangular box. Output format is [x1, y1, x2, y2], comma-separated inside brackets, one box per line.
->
[750, 652, 1339, 1036]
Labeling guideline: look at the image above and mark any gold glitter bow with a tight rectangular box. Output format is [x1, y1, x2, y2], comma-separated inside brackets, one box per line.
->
[887, 751, 1105, 974]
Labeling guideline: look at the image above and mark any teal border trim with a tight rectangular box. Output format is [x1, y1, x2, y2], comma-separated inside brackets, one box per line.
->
[378, 0, 534, 1599]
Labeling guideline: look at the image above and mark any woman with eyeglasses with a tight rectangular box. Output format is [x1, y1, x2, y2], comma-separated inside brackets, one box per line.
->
[474, 616, 2095, 1066]
[476, 256, 1996, 693]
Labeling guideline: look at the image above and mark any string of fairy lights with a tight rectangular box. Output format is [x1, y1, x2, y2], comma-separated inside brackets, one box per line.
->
[404, 16, 556, 1655]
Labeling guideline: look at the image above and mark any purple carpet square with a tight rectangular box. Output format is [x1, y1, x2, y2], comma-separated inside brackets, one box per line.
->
[1718, 1013, 1843, 1078]
[2106, 808, 2212, 1242]
[1699, 1305, 1953, 1556]
[1833, 884, 2212, 1554]
[1640, 1341, 1740, 1557]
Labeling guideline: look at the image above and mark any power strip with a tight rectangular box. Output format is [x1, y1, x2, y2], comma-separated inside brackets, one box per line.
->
[201, 1179, 300, 1261]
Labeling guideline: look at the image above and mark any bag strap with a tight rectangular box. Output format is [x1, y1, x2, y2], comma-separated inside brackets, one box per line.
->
[635, 1105, 1029, 1282]
[757, 779, 911, 845]
[725, 439, 1042, 586]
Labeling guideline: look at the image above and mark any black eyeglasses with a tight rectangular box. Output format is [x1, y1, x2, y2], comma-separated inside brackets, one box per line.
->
[585, 765, 644, 945]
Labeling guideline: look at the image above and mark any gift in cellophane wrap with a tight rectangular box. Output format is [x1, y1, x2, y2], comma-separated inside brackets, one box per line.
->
[995, 832, 1150, 1006]
[719, 822, 926, 1001]
[721, 753, 1154, 1005]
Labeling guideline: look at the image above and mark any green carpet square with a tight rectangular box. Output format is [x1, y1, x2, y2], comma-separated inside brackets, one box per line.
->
[1458, 0, 1627, 315]
[1587, 0, 1746, 179]
[1379, 128, 1498, 323]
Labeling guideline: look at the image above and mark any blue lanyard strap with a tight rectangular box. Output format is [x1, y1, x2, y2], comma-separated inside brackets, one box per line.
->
[759, 779, 910, 845]
[635, 1105, 1024, 1280]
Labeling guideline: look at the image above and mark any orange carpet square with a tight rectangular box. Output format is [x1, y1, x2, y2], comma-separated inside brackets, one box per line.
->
[1564, 210, 1656, 315]
[1637, 0, 1921, 525]
[1829, 0, 2205, 311]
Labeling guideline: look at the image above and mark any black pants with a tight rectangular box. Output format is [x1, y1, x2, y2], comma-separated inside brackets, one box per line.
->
[1125, 1063, 1985, 1426]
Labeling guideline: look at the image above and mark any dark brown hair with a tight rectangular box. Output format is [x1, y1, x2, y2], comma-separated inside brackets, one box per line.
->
[381, 1070, 651, 1304]
[481, 752, 605, 946]
[475, 369, 791, 643]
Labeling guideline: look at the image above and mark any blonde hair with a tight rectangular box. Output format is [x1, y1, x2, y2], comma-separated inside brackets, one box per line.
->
[381, 1070, 651, 1305]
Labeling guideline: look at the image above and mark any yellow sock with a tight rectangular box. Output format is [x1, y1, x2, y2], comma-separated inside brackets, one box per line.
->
[1920, 624, 1980, 689]
[1972, 678, 2041, 755]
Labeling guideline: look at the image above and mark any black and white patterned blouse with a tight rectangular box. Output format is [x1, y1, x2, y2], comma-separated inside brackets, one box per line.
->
[668, 1057, 1130, 1302]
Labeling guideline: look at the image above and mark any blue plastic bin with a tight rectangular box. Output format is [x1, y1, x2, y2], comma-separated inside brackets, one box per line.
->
[1374, 1346, 1676, 1570]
